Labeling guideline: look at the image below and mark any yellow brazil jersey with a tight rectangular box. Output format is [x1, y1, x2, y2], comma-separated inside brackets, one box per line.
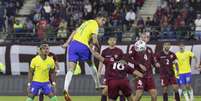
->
[176, 50, 194, 74]
[72, 20, 99, 47]
[30, 55, 55, 82]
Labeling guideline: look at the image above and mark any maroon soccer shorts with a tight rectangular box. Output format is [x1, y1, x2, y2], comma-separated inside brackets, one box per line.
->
[160, 75, 177, 87]
[135, 76, 156, 91]
[108, 79, 132, 100]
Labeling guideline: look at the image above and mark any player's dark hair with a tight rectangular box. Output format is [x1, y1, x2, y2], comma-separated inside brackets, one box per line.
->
[96, 12, 107, 18]
[108, 34, 117, 39]
[39, 44, 49, 50]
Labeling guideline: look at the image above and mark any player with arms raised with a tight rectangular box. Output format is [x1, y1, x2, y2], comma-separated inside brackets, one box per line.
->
[155, 42, 180, 101]
[62, 13, 107, 101]
[90, 46, 143, 101]
[98, 35, 125, 101]
[25, 44, 58, 101]
[129, 32, 157, 101]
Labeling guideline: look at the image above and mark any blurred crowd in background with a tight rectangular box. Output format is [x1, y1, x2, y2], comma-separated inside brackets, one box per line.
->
[0, 0, 201, 43]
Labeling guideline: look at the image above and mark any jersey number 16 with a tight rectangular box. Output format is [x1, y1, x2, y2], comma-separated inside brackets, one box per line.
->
[113, 62, 125, 70]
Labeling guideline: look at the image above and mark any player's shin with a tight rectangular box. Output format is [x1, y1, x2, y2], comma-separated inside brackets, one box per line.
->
[188, 89, 194, 101]
[64, 70, 73, 91]
[50, 96, 58, 101]
[175, 91, 180, 101]
[119, 95, 125, 101]
[90, 64, 101, 88]
[39, 94, 44, 101]
[26, 97, 33, 101]
[178, 88, 182, 97]
[101, 95, 107, 101]
[163, 93, 168, 101]
[183, 89, 190, 101]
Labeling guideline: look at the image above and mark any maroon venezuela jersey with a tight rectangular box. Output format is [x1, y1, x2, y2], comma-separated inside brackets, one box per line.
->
[103, 58, 135, 80]
[101, 47, 124, 60]
[155, 51, 177, 75]
[129, 46, 155, 77]
[101, 47, 124, 78]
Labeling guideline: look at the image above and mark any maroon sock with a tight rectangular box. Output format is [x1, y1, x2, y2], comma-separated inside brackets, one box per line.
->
[101, 95, 107, 101]
[175, 92, 180, 101]
[119, 95, 125, 101]
[163, 93, 168, 101]
[39, 94, 44, 101]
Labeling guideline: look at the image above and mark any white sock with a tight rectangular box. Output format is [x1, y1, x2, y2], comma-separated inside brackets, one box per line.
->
[64, 71, 73, 91]
[183, 90, 190, 101]
[178, 88, 182, 96]
[90, 65, 100, 87]
[188, 89, 194, 101]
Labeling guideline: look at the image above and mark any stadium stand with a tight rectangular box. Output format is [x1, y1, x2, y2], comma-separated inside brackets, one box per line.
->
[0, 0, 201, 43]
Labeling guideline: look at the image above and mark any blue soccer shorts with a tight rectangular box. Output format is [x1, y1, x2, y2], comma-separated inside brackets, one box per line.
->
[179, 72, 192, 85]
[30, 81, 53, 95]
[67, 40, 91, 63]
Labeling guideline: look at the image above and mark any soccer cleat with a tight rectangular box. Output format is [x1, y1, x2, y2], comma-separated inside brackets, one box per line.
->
[64, 90, 71, 101]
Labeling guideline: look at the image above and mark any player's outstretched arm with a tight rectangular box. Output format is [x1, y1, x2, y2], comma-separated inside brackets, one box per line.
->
[89, 47, 104, 62]
[92, 34, 100, 48]
[27, 67, 34, 93]
[50, 68, 56, 87]
[62, 31, 76, 48]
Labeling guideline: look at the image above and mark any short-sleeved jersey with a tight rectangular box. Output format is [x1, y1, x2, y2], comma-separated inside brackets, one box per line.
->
[102, 47, 123, 62]
[129, 46, 155, 77]
[48, 52, 58, 62]
[101, 47, 124, 79]
[155, 51, 177, 75]
[103, 58, 135, 80]
[30, 55, 55, 82]
[176, 50, 194, 74]
[72, 20, 99, 47]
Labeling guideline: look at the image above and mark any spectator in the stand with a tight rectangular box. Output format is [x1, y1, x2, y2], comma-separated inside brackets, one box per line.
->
[41, 2, 52, 20]
[125, 8, 136, 24]
[50, 16, 61, 32]
[25, 19, 34, 32]
[137, 17, 145, 32]
[84, 0, 92, 14]
[33, 12, 42, 24]
[175, 15, 186, 38]
[36, 17, 48, 40]
[13, 20, 24, 33]
[57, 19, 67, 39]
[194, 14, 201, 40]
[0, 1, 6, 32]
[111, 8, 121, 27]
[145, 17, 152, 31]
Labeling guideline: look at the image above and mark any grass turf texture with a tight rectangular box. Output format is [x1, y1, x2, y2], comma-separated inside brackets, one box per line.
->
[0, 96, 201, 101]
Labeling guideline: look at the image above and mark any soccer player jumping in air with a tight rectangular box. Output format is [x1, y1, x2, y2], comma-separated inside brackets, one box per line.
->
[62, 13, 107, 101]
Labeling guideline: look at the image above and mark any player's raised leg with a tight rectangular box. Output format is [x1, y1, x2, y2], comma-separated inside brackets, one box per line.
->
[86, 60, 102, 89]
[64, 61, 76, 101]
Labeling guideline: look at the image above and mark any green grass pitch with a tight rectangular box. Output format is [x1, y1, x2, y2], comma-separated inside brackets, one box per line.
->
[0, 96, 201, 101]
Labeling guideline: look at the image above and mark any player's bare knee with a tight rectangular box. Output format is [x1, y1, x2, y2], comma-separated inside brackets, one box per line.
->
[102, 88, 108, 95]
[162, 87, 168, 93]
